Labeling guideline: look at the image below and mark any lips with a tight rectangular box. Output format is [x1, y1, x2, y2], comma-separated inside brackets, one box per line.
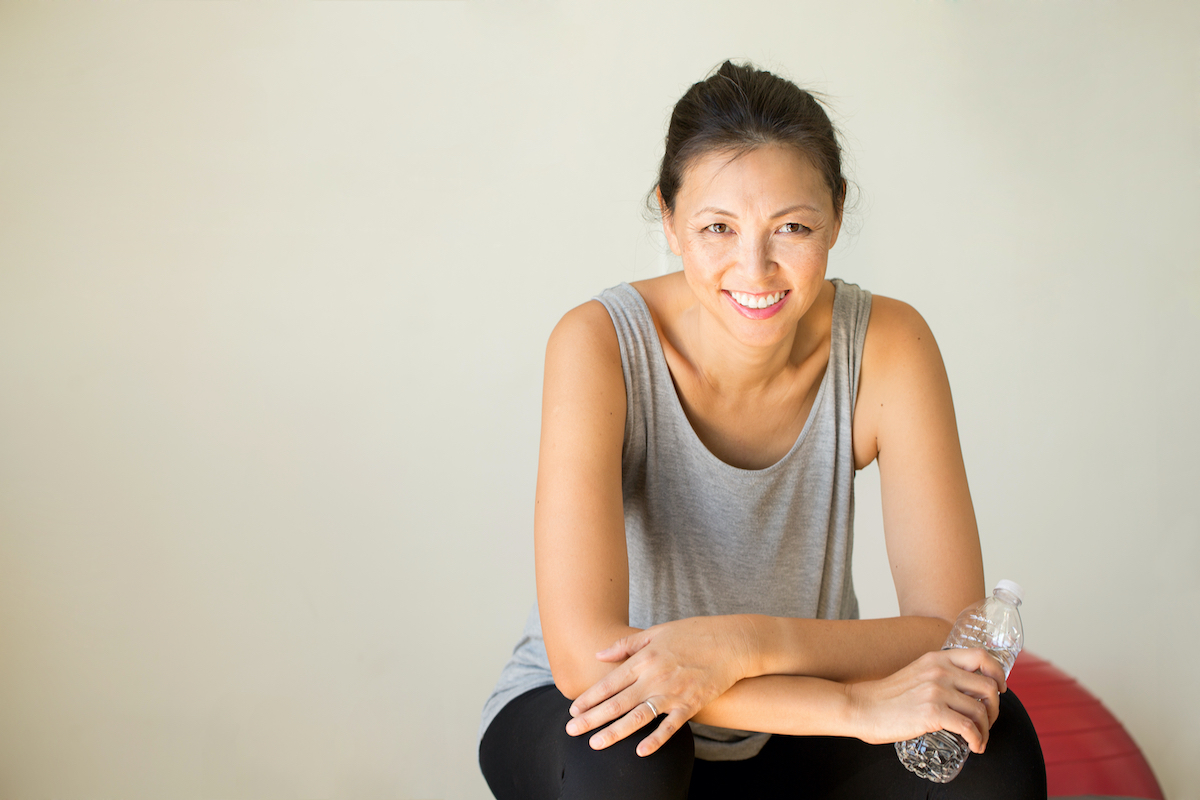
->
[723, 289, 790, 320]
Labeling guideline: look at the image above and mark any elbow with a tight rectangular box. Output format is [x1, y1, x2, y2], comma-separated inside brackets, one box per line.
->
[552, 675, 586, 701]
[540, 617, 635, 700]
[546, 652, 592, 700]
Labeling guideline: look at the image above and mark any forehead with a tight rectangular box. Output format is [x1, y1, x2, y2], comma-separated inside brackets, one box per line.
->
[676, 144, 833, 214]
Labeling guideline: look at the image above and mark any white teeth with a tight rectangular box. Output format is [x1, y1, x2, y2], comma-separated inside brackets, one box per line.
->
[730, 290, 786, 309]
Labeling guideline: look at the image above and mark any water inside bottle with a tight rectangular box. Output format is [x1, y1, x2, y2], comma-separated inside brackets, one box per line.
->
[987, 646, 1016, 676]
[894, 729, 969, 783]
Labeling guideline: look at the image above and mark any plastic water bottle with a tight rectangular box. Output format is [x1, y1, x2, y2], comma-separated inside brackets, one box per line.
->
[894, 579, 1025, 783]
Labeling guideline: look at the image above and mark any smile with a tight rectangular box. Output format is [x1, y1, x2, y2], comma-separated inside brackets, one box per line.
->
[727, 290, 789, 309]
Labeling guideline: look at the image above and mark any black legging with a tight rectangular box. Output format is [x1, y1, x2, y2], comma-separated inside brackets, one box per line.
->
[479, 684, 1047, 799]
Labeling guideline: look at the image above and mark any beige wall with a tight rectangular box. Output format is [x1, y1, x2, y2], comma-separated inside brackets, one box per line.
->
[1, 1, 1197, 798]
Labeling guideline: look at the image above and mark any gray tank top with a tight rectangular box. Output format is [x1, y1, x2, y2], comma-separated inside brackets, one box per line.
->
[480, 279, 872, 761]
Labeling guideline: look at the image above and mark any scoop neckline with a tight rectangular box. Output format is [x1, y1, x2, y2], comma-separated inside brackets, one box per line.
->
[617, 280, 840, 477]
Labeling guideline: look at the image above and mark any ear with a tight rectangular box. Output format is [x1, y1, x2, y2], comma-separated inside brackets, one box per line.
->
[656, 186, 682, 256]
[828, 181, 845, 249]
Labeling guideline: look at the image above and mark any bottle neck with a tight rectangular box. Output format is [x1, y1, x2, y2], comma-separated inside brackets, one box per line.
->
[994, 588, 1022, 606]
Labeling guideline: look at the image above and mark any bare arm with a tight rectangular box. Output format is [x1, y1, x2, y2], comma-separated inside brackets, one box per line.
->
[864, 297, 985, 618]
[534, 300, 640, 698]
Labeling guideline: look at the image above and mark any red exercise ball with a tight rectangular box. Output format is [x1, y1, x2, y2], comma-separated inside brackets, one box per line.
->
[1006, 652, 1164, 799]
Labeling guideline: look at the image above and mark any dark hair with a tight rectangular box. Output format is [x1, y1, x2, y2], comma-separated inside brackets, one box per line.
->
[656, 61, 847, 219]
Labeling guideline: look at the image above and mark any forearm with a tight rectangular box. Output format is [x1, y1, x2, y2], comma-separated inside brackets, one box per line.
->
[690, 674, 856, 737]
[686, 615, 954, 738]
[561, 613, 952, 701]
[744, 614, 953, 682]
[691, 647, 1005, 754]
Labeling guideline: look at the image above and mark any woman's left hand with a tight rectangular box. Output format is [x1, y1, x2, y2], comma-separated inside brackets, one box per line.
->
[564, 615, 759, 756]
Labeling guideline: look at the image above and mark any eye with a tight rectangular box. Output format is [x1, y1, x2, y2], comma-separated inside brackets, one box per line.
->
[779, 222, 810, 234]
[705, 223, 730, 234]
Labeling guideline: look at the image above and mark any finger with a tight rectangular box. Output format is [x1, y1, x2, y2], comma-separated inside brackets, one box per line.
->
[945, 648, 1007, 693]
[949, 670, 1001, 727]
[568, 668, 637, 717]
[587, 698, 661, 751]
[944, 692, 992, 753]
[973, 651, 1008, 693]
[567, 686, 642, 736]
[636, 711, 687, 757]
[978, 686, 1001, 729]
[595, 632, 649, 662]
[942, 706, 988, 754]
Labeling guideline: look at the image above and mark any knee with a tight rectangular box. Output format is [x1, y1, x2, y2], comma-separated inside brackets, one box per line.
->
[561, 719, 695, 800]
[958, 690, 1046, 798]
[995, 690, 1047, 771]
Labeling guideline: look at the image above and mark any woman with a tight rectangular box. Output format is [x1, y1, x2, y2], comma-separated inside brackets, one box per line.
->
[479, 61, 1046, 799]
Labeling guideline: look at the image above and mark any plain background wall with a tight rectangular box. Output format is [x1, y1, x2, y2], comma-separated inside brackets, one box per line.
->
[1, 1, 1197, 798]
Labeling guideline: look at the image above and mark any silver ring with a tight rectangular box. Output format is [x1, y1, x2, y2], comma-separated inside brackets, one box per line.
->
[643, 699, 659, 718]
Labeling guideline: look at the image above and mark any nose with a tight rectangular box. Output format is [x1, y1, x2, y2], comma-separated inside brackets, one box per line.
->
[739, 235, 776, 279]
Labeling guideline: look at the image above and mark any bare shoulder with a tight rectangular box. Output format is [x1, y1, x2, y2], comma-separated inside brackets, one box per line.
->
[630, 272, 689, 318]
[863, 295, 939, 360]
[543, 299, 625, 421]
[548, 299, 620, 360]
[854, 295, 952, 468]
[547, 300, 622, 382]
[860, 295, 947, 387]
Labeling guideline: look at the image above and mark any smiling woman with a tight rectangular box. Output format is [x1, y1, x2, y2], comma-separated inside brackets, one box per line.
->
[477, 61, 1047, 799]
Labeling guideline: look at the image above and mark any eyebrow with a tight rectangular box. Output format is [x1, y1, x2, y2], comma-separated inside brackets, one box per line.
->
[694, 204, 822, 218]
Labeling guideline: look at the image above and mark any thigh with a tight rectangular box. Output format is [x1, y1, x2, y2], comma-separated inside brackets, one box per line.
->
[688, 690, 1046, 800]
[479, 684, 695, 800]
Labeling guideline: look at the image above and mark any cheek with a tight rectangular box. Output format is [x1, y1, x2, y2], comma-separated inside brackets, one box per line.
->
[683, 235, 734, 263]
[775, 237, 830, 265]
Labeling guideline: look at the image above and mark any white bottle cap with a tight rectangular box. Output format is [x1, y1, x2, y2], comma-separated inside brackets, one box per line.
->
[994, 579, 1024, 605]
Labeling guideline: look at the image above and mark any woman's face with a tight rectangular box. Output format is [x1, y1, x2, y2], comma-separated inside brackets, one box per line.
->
[661, 143, 841, 349]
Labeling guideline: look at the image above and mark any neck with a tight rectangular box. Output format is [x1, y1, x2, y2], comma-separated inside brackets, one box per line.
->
[682, 297, 825, 397]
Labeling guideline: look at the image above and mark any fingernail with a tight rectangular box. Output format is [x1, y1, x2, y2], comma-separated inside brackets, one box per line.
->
[566, 720, 580, 736]
[590, 734, 606, 749]
[568, 704, 579, 716]
[636, 744, 648, 757]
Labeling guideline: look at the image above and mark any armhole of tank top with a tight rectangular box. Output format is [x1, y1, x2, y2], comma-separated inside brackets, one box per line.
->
[844, 283, 872, 419]
[592, 289, 637, 459]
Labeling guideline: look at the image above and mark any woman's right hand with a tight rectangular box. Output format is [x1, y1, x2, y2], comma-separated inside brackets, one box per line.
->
[845, 648, 1007, 754]
[564, 615, 759, 756]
